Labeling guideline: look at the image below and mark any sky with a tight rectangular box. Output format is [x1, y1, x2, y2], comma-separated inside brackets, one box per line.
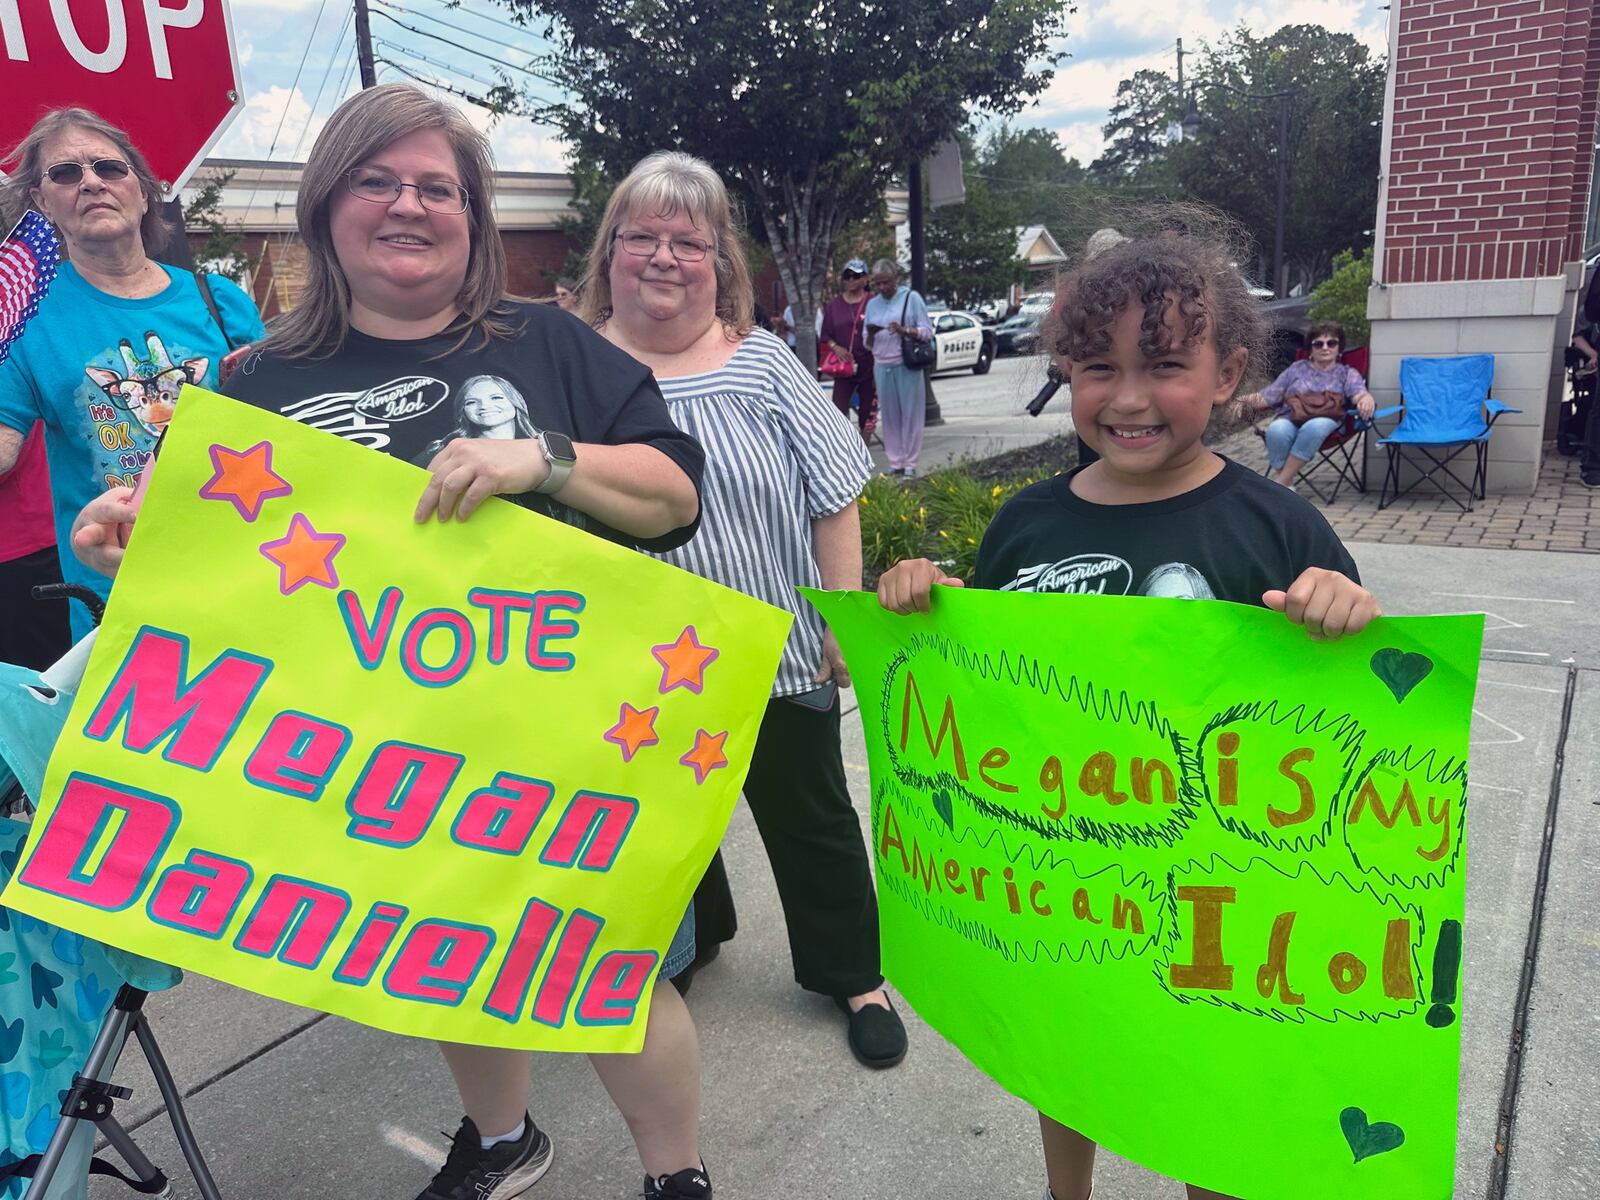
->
[214, 0, 1391, 174]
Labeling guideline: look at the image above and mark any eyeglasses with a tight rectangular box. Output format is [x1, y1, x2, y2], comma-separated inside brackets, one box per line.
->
[613, 231, 712, 262]
[345, 167, 470, 215]
[1310, 338, 1341, 349]
[841, 270, 864, 280]
[42, 158, 131, 186]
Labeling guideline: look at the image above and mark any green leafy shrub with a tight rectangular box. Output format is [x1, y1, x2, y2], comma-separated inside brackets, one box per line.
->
[858, 475, 928, 570]
[860, 469, 1032, 582]
[1308, 248, 1373, 347]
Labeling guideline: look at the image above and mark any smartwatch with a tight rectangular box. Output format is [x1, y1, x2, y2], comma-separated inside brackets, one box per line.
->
[533, 429, 577, 495]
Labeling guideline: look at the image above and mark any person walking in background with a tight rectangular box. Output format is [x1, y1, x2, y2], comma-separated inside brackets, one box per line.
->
[863, 258, 932, 476]
[578, 150, 908, 1073]
[553, 276, 578, 311]
[819, 258, 877, 441]
[0, 106, 264, 641]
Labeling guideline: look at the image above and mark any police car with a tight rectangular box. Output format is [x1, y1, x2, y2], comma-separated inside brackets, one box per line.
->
[929, 310, 997, 375]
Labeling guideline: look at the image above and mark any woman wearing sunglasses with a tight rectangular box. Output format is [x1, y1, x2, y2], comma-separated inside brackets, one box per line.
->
[1240, 320, 1375, 490]
[818, 259, 878, 440]
[0, 108, 264, 642]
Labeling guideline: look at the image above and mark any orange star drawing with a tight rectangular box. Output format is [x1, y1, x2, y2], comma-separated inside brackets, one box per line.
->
[198, 440, 292, 521]
[259, 513, 347, 595]
[651, 626, 719, 695]
[680, 729, 729, 785]
[604, 702, 660, 763]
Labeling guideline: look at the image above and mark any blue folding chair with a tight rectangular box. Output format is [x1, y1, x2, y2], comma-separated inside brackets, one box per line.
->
[1376, 354, 1519, 512]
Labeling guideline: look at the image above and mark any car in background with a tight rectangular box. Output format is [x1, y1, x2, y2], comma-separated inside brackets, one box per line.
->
[1017, 290, 1055, 316]
[968, 297, 1008, 325]
[929, 309, 996, 375]
[995, 310, 1045, 357]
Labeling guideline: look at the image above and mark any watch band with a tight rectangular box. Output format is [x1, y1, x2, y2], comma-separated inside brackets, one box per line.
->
[534, 431, 576, 495]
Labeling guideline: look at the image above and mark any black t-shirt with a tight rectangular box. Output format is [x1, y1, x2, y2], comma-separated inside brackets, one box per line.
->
[973, 456, 1359, 602]
[221, 302, 703, 551]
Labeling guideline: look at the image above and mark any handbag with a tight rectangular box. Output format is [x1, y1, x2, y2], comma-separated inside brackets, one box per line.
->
[819, 297, 867, 377]
[898, 292, 938, 370]
[1285, 389, 1345, 423]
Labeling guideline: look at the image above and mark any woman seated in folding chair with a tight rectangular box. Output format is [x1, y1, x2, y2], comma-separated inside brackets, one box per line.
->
[1240, 321, 1375, 490]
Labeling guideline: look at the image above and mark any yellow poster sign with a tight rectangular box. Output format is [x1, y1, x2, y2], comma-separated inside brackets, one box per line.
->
[2, 388, 790, 1052]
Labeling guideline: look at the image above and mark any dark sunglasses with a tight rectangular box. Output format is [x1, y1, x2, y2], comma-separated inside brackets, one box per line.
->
[43, 158, 132, 186]
[841, 269, 864, 279]
[1309, 338, 1341, 349]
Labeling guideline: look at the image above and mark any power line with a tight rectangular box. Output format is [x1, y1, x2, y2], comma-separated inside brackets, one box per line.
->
[370, 4, 562, 87]
[378, 0, 549, 61]
[404, 0, 554, 47]
[375, 37, 500, 91]
[377, 55, 506, 111]
[291, 8, 354, 161]
[238, 0, 331, 228]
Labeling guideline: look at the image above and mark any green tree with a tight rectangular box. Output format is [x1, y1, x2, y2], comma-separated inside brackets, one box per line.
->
[926, 139, 1023, 307]
[183, 172, 252, 283]
[1171, 25, 1383, 291]
[497, 0, 1071, 364]
[551, 149, 617, 283]
[980, 124, 1085, 228]
[1307, 247, 1373, 346]
[1092, 69, 1180, 183]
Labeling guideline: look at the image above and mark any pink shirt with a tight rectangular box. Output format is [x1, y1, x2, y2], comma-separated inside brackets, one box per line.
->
[0, 423, 57, 563]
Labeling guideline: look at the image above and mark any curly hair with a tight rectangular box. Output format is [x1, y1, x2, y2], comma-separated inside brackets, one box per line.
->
[1048, 204, 1270, 387]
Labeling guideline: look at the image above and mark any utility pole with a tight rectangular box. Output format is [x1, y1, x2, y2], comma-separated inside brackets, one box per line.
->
[1176, 39, 1184, 93]
[907, 159, 943, 427]
[354, 0, 377, 88]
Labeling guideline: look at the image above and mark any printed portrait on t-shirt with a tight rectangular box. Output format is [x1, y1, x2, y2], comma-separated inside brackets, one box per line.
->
[416, 374, 537, 465]
[1136, 561, 1216, 600]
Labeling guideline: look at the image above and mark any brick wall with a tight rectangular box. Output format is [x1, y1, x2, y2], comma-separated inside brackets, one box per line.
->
[1383, 0, 1600, 284]
[502, 230, 573, 298]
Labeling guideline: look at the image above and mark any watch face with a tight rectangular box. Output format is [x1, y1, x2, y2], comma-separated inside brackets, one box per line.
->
[542, 430, 576, 462]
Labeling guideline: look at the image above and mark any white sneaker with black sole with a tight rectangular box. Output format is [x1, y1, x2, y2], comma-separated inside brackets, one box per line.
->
[415, 1114, 553, 1200]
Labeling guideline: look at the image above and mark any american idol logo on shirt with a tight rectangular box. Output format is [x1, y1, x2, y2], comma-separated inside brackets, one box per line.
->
[281, 376, 449, 449]
[1001, 554, 1134, 595]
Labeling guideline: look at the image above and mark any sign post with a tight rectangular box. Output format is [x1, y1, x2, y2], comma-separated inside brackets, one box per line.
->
[0, 0, 243, 194]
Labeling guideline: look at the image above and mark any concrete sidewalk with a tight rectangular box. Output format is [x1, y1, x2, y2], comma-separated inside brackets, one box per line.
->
[80, 538, 1597, 1200]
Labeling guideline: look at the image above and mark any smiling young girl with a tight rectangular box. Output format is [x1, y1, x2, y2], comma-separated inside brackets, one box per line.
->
[877, 216, 1382, 1199]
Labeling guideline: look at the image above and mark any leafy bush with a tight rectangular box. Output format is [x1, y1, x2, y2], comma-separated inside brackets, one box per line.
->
[1308, 248, 1373, 347]
[860, 469, 1034, 582]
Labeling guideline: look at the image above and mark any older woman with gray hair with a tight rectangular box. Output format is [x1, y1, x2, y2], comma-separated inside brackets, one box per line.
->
[0, 106, 264, 645]
[578, 152, 909, 1072]
[70, 84, 714, 1200]
[862, 258, 933, 476]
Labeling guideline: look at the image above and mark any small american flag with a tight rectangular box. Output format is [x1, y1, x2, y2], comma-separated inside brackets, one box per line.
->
[0, 210, 61, 368]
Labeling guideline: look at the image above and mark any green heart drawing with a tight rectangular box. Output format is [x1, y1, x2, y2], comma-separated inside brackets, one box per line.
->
[931, 787, 954, 830]
[1370, 648, 1434, 703]
[1340, 1106, 1406, 1163]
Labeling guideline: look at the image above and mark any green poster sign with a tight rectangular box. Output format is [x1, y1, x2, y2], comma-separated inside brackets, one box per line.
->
[804, 588, 1482, 1200]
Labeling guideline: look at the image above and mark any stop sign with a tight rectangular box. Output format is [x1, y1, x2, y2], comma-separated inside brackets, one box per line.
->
[0, 0, 243, 194]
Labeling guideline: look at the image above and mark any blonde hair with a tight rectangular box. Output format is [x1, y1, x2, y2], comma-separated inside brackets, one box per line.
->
[576, 151, 753, 336]
[265, 84, 514, 360]
[1, 107, 169, 258]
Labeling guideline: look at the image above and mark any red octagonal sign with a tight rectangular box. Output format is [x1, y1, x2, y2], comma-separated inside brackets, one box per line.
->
[0, 0, 243, 194]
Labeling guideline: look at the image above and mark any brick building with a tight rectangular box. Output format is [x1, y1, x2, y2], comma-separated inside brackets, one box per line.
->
[1369, 0, 1600, 493]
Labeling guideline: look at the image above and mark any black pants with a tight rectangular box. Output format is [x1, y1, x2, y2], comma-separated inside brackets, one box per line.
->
[692, 695, 882, 997]
[1582, 384, 1600, 480]
[0, 547, 70, 671]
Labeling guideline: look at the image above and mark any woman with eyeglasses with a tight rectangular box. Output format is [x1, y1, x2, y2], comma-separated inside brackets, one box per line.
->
[1240, 320, 1375, 490]
[0, 107, 265, 643]
[818, 258, 878, 440]
[577, 153, 907, 1074]
[69, 84, 711, 1200]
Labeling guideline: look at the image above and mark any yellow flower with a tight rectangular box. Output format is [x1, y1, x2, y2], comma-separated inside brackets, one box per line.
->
[991, 485, 1002, 497]
[966, 537, 976, 545]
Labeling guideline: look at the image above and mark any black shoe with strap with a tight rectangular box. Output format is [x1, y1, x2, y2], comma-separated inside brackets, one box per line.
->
[643, 1164, 713, 1199]
[415, 1113, 554, 1200]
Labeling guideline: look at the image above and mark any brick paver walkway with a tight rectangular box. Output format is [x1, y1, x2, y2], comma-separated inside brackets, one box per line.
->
[1211, 427, 1600, 554]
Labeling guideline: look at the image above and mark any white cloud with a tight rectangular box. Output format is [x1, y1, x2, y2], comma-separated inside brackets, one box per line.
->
[214, 85, 325, 161]
[1018, 0, 1390, 161]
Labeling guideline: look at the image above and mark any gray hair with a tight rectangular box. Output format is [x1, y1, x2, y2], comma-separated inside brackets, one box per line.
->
[264, 84, 513, 360]
[0, 107, 169, 258]
[870, 258, 901, 278]
[578, 151, 753, 336]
